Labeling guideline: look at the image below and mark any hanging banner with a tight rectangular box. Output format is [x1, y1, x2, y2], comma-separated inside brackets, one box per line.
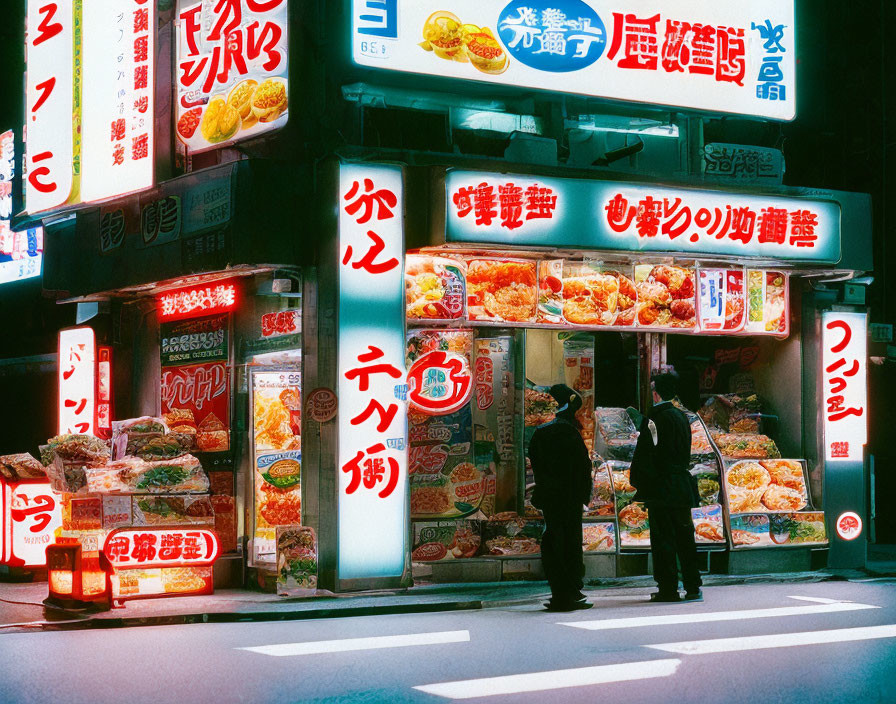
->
[337, 163, 408, 582]
[445, 170, 842, 264]
[176, 0, 289, 153]
[822, 312, 867, 463]
[25, 0, 156, 213]
[352, 0, 796, 120]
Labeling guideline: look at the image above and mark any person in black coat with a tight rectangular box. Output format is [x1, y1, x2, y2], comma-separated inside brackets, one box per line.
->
[528, 384, 594, 612]
[629, 371, 703, 602]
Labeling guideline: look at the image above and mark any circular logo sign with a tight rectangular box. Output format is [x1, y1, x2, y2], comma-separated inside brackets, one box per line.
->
[497, 0, 607, 73]
[306, 387, 338, 423]
[407, 351, 473, 416]
[836, 512, 863, 541]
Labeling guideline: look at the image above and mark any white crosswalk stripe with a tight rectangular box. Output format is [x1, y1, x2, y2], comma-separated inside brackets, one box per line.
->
[238, 629, 470, 657]
[560, 600, 878, 631]
[646, 624, 896, 655]
[414, 659, 682, 699]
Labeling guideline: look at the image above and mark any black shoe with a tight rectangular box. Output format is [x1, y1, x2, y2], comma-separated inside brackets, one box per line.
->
[649, 592, 682, 603]
[544, 600, 593, 612]
[683, 590, 703, 602]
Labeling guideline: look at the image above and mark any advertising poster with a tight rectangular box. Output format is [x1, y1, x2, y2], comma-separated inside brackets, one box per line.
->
[482, 516, 543, 556]
[412, 520, 482, 561]
[176, 0, 289, 153]
[276, 526, 318, 596]
[583, 522, 616, 553]
[699, 269, 746, 332]
[472, 336, 515, 517]
[745, 270, 789, 335]
[160, 361, 230, 452]
[406, 255, 467, 321]
[724, 459, 809, 514]
[352, 0, 796, 120]
[160, 314, 229, 366]
[692, 504, 725, 544]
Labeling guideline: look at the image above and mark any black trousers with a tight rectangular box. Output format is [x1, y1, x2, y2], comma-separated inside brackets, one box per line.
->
[647, 504, 703, 594]
[540, 504, 585, 603]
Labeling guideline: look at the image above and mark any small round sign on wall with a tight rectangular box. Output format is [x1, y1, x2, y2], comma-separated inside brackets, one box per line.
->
[306, 387, 338, 423]
[835, 511, 863, 541]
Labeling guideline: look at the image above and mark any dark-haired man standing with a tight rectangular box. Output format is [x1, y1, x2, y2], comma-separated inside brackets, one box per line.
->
[630, 371, 703, 603]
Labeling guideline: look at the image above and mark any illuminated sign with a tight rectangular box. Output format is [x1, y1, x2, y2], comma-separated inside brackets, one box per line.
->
[158, 282, 237, 320]
[58, 327, 97, 436]
[103, 527, 220, 569]
[176, 0, 289, 153]
[0, 130, 44, 285]
[445, 171, 842, 264]
[407, 351, 473, 415]
[261, 310, 300, 338]
[96, 346, 113, 437]
[835, 511, 863, 541]
[337, 163, 408, 581]
[352, 0, 796, 120]
[25, 1, 155, 213]
[25, 0, 75, 213]
[822, 312, 867, 463]
[80, 0, 155, 202]
[2, 479, 63, 568]
[160, 361, 231, 453]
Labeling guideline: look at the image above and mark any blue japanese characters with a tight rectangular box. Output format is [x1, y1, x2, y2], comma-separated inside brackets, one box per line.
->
[498, 0, 607, 72]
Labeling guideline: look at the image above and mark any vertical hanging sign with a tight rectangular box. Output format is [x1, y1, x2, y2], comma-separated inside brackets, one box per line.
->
[58, 326, 97, 436]
[25, 0, 155, 213]
[822, 312, 867, 463]
[80, 0, 155, 202]
[25, 0, 76, 212]
[337, 163, 408, 582]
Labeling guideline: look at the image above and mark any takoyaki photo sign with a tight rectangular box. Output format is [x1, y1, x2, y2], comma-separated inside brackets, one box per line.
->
[445, 170, 843, 265]
[352, 0, 796, 120]
[176, 0, 289, 153]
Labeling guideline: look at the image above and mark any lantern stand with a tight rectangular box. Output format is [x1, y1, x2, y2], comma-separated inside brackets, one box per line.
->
[44, 543, 112, 612]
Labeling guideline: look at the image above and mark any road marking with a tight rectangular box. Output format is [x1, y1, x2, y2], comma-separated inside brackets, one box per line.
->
[414, 659, 681, 700]
[560, 601, 878, 631]
[786, 595, 848, 604]
[238, 629, 469, 657]
[647, 624, 896, 655]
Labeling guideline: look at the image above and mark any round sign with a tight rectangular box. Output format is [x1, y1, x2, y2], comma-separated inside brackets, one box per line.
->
[306, 387, 338, 423]
[835, 511, 863, 541]
[407, 351, 473, 416]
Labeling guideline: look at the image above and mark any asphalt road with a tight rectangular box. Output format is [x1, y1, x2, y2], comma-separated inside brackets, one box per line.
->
[1, 579, 894, 704]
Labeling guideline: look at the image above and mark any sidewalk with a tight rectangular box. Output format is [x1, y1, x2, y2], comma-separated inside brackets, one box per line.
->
[2, 559, 893, 634]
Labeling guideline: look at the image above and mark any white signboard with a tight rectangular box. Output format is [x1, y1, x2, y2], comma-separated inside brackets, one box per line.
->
[822, 312, 867, 463]
[352, 0, 796, 120]
[25, 1, 155, 213]
[6, 482, 63, 568]
[25, 0, 75, 212]
[80, 1, 155, 202]
[337, 163, 408, 582]
[58, 327, 97, 436]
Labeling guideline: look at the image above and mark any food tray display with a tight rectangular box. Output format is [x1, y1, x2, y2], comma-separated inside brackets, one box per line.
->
[411, 520, 482, 561]
[594, 408, 639, 462]
[618, 502, 650, 548]
[406, 255, 467, 321]
[712, 433, 780, 459]
[724, 459, 809, 514]
[585, 461, 617, 517]
[482, 515, 544, 556]
[699, 394, 763, 435]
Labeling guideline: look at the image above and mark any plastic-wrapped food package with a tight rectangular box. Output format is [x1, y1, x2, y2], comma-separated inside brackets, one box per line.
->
[594, 408, 639, 461]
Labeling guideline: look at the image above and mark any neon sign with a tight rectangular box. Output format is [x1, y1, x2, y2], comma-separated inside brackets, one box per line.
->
[822, 312, 867, 463]
[103, 528, 220, 570]
[2, 480, 63, 568]
[158, 282, 237, 320]
[58, 327, 97, 436]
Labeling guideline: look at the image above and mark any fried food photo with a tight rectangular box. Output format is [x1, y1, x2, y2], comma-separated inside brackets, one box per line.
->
[251, 78, 288, 123]
[726, 461, 772, 490]
[619, 502, 648, 528]
[462, 27, 509, 74]
[467, 259, 536, 322]
[562, 272, 619, 326]
[760, 460, 806, 491]
[200, 96, 241, 144]
[761, 484, 806, 511]
[420, 11, 467, 61]
[695, 521, 723, 541]
[227, 79, 259, 129]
